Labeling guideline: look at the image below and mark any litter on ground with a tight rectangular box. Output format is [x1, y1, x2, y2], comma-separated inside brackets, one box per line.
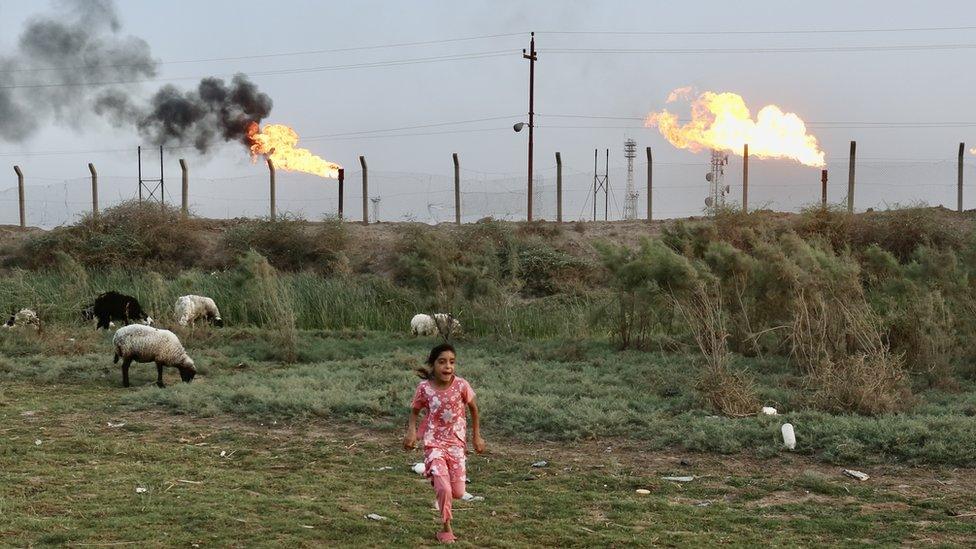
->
[461, 492, 484, 502]
[635, 489, 651, 495]
[781, 423, 796, 450]
[376, 466, 393, 471]
[531, 460, 548, 468]
[412, 462, 425, 475]
[843, 469, 870, 481]
[107, 422, 126, 428]
[661, 476, 695, 483]
[135, 487, 147, 494]
[365, 513, 387, 521]
[761, 407, 778, 415]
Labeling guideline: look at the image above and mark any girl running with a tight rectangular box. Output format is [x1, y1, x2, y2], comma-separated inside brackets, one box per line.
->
[403, 343, 486, 544]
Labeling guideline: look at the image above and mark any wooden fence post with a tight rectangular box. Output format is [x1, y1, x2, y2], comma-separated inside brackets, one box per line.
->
[453, 153, 460, 225]
[959, 143, 965, 213]
[555, 152, 562, 222]
[646, 147, 652, 222]
[14, 166, 24, 228]
[337, 168, 344, 219]
[88, 163, 98, 220]
[847, 140, 856, 213]
[179, 159, 188, 219]
[360, 156, 368, 225]
[742, 144, 749, 213]
[267, 158, 276, 221]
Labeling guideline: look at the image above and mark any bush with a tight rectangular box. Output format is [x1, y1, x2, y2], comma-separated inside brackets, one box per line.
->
[4, 201, 207, 270]
[220, 216, 347, 272]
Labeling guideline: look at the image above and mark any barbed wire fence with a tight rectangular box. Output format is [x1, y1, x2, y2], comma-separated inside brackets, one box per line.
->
[1, 153, 974, 229]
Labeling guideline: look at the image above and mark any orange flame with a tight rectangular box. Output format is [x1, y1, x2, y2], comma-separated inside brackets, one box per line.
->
[971, 147, 976, 155]
[645, 88, 826, 168]
[246, 122, 341, 178]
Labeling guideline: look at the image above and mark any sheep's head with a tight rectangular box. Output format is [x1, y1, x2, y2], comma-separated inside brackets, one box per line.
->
[213, 317, 224, 328]
[143, 316, 155, 327]
[178, 356, 196, 383]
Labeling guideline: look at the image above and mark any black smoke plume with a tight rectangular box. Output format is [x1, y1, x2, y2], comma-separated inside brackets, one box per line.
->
[2, 0, 274, 153]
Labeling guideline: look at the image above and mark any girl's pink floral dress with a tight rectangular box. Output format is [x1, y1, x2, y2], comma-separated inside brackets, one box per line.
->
[412, 375, 475, 478]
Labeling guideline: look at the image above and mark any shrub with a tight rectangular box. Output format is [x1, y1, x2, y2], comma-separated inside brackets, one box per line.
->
[220, 216, 347, 272]
[4, 201, 207, 270]
[806, 349, 914, 415]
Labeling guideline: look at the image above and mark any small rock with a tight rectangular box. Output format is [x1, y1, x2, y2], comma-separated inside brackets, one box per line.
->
[761, 406, 778, 415]
[364, 513, 387, 521]
[635, 489, 651, 495]
[679, 458, 693, 467]
[661, 476, 695, 483]
[531, 460, 548, 468]
[842, 469, 870, 481]
[135, 487, 147, 494]
[34, 439, 41, 446]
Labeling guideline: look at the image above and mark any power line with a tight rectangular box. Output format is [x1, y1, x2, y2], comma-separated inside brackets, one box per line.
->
[537, 25, 976, 36]
[543, 43, 976, 55]
[0, 50, 514, 90]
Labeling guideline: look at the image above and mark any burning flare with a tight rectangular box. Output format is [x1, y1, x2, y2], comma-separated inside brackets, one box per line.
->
[645, 88, 826, 168]
[971, 147, 976, 155]
[247, 122, 341, 178]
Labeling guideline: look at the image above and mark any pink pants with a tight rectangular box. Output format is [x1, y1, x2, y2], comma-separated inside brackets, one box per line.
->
[426, 447, 466, 523]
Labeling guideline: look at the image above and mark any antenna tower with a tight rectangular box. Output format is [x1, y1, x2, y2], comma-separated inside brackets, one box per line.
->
[705, 149, 730, 214]
[593, 149, 610, 221]
[138, 145, 165, 208]
[623, 138, 638, 219]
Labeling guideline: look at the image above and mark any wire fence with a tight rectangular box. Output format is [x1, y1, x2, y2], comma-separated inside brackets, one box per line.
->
[1, 157, 975, 229]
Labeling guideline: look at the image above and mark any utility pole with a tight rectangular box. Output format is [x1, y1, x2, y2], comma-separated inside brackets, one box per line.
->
[179, 159, 188, 219]
[523, 32, 537, 222]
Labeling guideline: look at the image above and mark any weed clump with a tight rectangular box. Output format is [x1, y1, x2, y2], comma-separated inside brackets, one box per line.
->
[221, 216, 348, 272]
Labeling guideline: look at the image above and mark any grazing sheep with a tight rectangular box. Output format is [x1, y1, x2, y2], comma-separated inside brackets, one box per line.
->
[174, 295, 224, 327]
[92, 291, 153, 330]
[410, 313, 461, 337]
[410, 313, 437, 336]
[112, 324, 195, 388]
[3, 308, 39, 329]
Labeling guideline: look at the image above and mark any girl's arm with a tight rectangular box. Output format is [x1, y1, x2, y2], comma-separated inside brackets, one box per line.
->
[468, 398, 486, 453]
[403, 408, 420, 450]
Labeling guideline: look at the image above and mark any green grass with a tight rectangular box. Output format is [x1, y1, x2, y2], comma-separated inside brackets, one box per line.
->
[2, 328, 975, 467]
[2, 379, 975, 547]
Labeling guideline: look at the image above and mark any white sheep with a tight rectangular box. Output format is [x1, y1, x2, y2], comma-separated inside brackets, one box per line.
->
[410, 313, 461, 337]
[174, 295, 224, 327]
[3, 308, 39, 329]
[112, 324, 196, 388]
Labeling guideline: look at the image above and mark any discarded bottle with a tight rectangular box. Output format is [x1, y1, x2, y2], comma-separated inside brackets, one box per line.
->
[781, 423, 796, 450]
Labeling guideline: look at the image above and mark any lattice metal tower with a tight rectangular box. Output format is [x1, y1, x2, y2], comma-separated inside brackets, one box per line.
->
[623, 138, 638, 220]
[705, 149, 730, 214]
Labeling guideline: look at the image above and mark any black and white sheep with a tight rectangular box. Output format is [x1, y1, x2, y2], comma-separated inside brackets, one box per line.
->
[3, 308, 39, 329]
[92, 291, 153, 330]
[410, 313, 461, 337]
[174, 295, 223, 327]
[112, 324, 196, 388]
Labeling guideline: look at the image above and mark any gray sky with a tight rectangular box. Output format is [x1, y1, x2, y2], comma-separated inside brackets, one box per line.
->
[0, 0, 975, 226]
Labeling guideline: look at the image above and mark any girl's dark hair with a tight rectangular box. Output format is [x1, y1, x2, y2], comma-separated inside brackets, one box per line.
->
[415, 343, 456, 379]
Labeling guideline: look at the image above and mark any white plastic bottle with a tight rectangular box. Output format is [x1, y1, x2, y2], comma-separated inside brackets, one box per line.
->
[781, 423, 796, 450]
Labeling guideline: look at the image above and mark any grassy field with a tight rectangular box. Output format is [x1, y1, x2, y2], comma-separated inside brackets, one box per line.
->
[2, 327, 976, 546]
